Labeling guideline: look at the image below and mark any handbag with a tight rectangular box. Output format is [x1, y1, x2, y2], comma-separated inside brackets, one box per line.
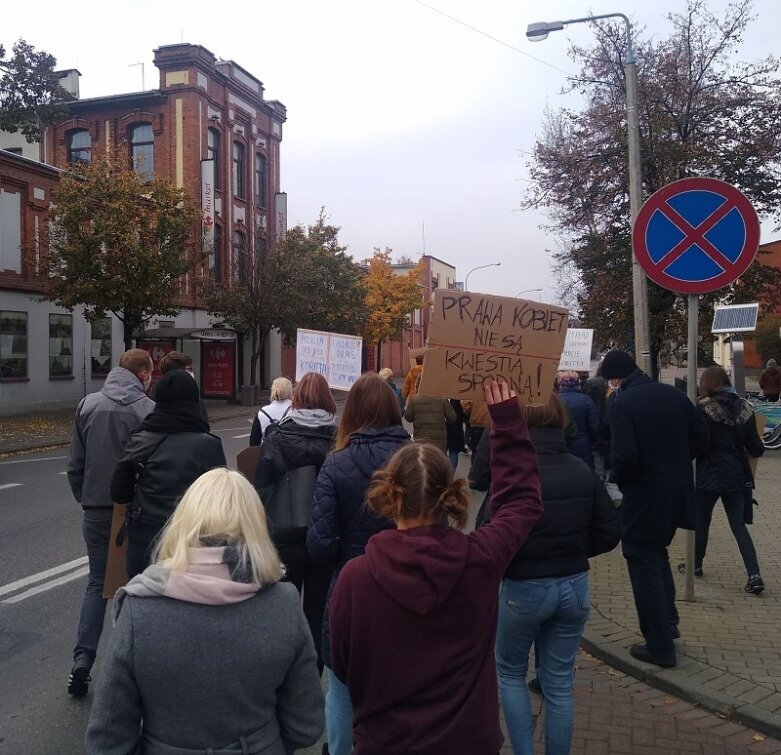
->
[264, 465, 318, 542]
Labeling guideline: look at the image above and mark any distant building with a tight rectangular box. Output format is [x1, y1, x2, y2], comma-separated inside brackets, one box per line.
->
[0, 44, 287, 414]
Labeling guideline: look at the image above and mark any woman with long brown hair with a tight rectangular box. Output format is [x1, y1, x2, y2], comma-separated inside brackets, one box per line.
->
[306, 373, 409, 755]
[254, 372, 337, 672]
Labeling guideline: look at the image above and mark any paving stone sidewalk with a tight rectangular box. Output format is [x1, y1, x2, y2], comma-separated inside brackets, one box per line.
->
[584, 451, 781, 739]
[501, 651, 781, 754]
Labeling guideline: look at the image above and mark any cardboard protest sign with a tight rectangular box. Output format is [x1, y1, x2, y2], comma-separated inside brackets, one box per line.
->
[559, 329, 594, 372]
[237, 446, 262, 482]
[103, 503, 129, 598]
[417, 291, 569, 405]
[295, 328, 363, 391]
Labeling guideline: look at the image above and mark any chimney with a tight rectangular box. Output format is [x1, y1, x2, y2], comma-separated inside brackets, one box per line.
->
[56, 69, 81, 99]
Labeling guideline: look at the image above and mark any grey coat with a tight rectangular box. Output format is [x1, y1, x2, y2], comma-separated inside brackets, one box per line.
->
[67, 367, 155, 509]
[85, 581, 324, 754]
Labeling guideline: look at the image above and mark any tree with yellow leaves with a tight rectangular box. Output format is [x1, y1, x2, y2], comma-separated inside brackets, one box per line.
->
[363, 248, 424, 366]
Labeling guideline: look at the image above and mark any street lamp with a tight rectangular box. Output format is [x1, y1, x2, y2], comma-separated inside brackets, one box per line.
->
[464, 262, 501, 292]
[527, 13, 651, 376]
[516, 288, 543, 299]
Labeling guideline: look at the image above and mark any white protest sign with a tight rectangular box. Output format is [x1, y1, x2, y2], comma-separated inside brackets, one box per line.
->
[558, 329, 594, 371]
[295, 328, 363, 391]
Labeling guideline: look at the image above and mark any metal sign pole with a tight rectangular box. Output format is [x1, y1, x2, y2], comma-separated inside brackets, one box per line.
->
[685, 293, 698, 602]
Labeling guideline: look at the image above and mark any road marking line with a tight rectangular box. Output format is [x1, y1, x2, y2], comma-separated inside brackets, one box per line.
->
[0, 483, 23, 491]
[232, 433, 251, 439]
[212, 426, 252, 433]
[0, 556, 89, 597]
[0, 456, 68, 465]
[59, 471, 68, 475]
[1, 566, 89, 604]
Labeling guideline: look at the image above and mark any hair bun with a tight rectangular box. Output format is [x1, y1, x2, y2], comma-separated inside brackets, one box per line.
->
[437, 478, 470, 526]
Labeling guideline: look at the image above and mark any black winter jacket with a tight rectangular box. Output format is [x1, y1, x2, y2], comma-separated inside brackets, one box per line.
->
[608, 369, 709, 544]
[695, 392, 763, 493]
[306, 424, 410, 667]
[254, 419, 336, 545]
[469, 426, 619, 579]
[110, 430, 226, 523]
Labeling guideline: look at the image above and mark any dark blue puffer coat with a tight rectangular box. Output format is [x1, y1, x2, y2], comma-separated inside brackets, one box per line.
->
[558, 387, 599, 468]
[307, 424, 410, 667]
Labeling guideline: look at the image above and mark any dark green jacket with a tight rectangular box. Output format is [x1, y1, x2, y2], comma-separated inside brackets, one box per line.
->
[404, 397, 456, 451]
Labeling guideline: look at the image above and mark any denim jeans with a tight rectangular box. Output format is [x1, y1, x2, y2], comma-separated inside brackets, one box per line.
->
[622, 540, 678, 657]
[495, 572, 590, 755]
[325, 666, 353, 755]
[695, 489, 760, 576]
[73, 508, 113, 666]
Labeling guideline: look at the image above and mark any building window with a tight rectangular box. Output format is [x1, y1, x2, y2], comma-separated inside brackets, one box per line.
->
[0, 311, 27, 379]
[207, 128, 220, 189]
[91, 317, 112, 377]
[232, 230, 246, 284]
[2, 147, 23, 155]
[0, 187, 22, 273]
[255, 153, 266, 207]
[232, 141, 245, 199]
[211, 224, 222, 282]
[131, 123, 154, 181]
[68, 129, 92, 164]
[49, 314, 73, 378]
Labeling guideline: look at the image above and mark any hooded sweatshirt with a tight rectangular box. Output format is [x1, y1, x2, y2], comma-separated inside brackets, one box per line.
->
[67, 366, 155, 509]
[759, 363, 781, 397]
[329, 398, 542, 755]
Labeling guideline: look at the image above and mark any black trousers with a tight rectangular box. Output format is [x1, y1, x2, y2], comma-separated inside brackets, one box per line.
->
[278, 542, 333, 674]
[126, 519, 166, 580]
[622, 540, 679, 657]
[695, 489, 759, 576]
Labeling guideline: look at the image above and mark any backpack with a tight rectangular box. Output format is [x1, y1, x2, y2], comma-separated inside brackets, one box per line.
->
[259, 406, 289, 437]
[265, 465, 318, 544]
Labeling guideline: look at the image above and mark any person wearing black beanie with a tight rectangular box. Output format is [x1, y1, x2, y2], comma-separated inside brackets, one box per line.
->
[604, 351, 708, 667]
[110, 369, 227, 578]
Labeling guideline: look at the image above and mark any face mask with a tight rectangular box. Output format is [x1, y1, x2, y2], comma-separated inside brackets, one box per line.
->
[609, 378, 622, 393]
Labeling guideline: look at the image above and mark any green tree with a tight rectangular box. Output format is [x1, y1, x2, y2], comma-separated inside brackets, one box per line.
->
[0, 39, 72, 141]
[753, 316, 781, 365]
[38, 155, 204, 348]
[524, 0, 781, 374]
[363, 248, 424, 364]
[201, 212, 367, 386]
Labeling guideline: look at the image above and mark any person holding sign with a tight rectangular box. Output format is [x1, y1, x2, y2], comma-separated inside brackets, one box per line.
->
[328, 380, 542, 755]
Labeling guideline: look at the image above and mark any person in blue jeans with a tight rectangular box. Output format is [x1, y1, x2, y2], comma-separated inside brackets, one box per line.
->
[493, 393, 619, 754]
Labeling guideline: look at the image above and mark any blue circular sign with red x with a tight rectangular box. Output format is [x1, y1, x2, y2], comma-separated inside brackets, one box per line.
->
[632, 177, 760, 294]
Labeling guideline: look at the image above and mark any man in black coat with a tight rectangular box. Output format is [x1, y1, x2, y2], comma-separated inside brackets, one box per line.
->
[602, 351, 708, 667]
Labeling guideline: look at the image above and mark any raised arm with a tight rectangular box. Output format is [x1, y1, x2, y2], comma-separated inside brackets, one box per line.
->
[470, 381, 542, 571]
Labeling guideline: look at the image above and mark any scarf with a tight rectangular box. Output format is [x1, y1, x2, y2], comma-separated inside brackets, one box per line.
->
[140, 401, 209, 434]
[286, 408, 335, 428]
[113, 545, 261, 622]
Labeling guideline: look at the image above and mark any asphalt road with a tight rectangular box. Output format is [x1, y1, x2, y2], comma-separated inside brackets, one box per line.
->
[0, 416, 482, 754]
[0, 416, 259, 754]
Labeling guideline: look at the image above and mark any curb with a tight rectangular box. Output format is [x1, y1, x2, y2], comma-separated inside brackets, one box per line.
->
[580, 628, 781, 741]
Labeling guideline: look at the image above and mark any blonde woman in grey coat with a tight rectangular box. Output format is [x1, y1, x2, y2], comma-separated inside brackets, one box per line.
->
[85, 468, 324, 755]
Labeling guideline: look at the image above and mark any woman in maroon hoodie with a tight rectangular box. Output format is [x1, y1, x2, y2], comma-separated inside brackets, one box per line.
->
[329, 381, 543, 755]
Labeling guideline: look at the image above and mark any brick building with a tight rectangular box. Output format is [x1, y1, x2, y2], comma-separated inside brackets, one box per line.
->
[0, 44, 287, 414]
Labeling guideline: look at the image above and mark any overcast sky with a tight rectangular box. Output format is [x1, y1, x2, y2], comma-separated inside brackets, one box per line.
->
[5, 0, 780, 303]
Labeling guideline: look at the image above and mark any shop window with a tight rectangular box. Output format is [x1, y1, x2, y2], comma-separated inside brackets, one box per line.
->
[131, 123, 154, 181]
[68, 129, 92, 164]
[232, 141, 245, 199]
[207, 128, 220, 190]
[49, 314, 73, 378]
[255, 153, 266, 207]
[91, 317, 112, 377]
[0, 310, 28, 379]
[233, 230, 246, 284]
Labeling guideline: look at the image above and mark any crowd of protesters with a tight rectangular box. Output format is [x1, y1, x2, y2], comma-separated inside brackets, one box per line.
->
[66, 346, 768, 754]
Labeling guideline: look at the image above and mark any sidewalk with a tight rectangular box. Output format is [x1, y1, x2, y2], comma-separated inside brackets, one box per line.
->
[584, 450, 781, 739]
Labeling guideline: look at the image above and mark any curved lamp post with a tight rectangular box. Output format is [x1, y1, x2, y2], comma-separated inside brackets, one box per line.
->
[464, 262, 501, 292]
[516, 288, 543, 299]
[526, 13, 650, 376]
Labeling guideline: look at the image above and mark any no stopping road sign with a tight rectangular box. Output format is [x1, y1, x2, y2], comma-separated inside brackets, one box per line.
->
[632, 177, 760, 294]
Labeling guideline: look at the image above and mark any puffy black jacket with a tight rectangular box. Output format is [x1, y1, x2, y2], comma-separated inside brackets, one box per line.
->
[110, 430, 226, 522]
[469, 426, 619, 579]
[254, 419, 336, 544]
[696, 392, 764, 493]
[558, 388, 599, 467]
[306, 424, 410, 667]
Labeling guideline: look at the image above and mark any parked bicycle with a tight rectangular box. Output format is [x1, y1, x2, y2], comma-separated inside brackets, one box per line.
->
[746, 392, 781, 450]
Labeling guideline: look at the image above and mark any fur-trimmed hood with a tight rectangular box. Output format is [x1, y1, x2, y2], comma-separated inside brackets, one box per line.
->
[697, 392, 753, 426]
